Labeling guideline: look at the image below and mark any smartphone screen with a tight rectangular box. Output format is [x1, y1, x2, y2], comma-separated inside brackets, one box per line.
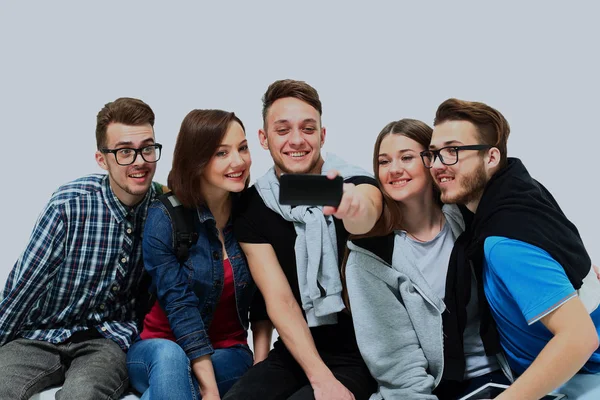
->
[279, 174, 343, 207]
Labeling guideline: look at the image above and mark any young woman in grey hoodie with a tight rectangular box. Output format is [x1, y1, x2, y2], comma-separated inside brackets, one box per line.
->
[342, 119, 513, 400]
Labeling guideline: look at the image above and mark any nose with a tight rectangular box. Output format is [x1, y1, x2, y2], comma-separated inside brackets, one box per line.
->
[230, 150, 246, 168]
[132, 150, 146, 166]
[431, 154, 446, 170]
[288, 127, 304, 147]
[390, 159, 404, 174]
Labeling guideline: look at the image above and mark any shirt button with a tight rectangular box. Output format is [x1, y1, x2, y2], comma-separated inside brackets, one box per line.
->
[101, 326, 107, 332]
[112, 285, 119, 292]
[121, 257, 127, 263]
[212, 251, 219, 260]
[126, 228, 132, 234]
[99, 304, 105, 310]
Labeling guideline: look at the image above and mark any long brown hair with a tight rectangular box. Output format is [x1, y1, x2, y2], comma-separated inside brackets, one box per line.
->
[341, 118, 439, 312]
[167, 109, 246, 208]
[368, 118, 441, 236]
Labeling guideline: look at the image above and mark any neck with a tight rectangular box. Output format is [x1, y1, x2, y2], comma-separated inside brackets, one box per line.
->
[396, 191, 443, 241]
[274, 156, 324, 178]
[466, 197, 481, 213]
[109, 178, 145, 207]
[202, 187, 231, 229]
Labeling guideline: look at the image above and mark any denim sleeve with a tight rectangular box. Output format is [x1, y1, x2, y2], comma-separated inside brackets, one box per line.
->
[143, 205, 213, 360]
[0, 203, 65, 345]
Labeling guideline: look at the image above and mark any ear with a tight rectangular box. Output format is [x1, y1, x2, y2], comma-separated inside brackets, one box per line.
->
[95, 150, 109, 171]
[320, 126, 326, 148]
[259, 128, 269, 150]
[485, 147, 501, 171]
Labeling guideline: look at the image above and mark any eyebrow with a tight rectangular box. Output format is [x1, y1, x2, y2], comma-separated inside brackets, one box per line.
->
[429, 140, 463, 149]
[378, 149, 416, 157]
[273, 118, 318, 125]
[217, 139, 248, 148]
[113, 138, 155, 147]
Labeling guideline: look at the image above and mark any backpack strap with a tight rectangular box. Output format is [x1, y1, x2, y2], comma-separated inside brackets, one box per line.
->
[157, 193, 199, 263]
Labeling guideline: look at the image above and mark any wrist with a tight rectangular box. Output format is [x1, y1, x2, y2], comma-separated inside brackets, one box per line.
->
[307, 366, 335, 386]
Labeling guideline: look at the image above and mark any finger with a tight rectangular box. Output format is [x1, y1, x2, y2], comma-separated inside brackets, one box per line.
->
[322, 206, 337, 215]
[326, 169, 340, 179]
[334, 191, 353, 218]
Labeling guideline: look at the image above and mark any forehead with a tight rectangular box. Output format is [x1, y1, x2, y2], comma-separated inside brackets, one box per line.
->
[266, 97, 320, 126]
[220, 121, 246, 145]
[430, 120, 478, 148]
[105, 123, 154, 147]
[379, 134, 425, 153]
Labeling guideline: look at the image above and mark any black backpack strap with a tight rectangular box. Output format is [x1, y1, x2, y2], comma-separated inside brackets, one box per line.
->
[157, 193, 199, 263]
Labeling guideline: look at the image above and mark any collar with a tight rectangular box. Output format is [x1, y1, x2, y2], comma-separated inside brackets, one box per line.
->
[101, 175, 155, 223]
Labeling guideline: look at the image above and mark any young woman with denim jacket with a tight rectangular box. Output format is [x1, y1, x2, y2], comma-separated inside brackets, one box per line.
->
[127, 110, 272, 400]
[343, 119, 514, 400]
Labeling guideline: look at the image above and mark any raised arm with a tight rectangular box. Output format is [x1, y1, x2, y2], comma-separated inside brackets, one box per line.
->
[323, 177, 383, 236]
[240, 242, 355, 400]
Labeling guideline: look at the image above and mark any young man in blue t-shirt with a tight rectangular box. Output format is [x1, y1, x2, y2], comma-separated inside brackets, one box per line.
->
[423, 98, 600, 399]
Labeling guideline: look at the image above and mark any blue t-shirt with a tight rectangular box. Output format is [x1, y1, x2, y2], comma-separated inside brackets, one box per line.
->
[483, 236, 600, 375]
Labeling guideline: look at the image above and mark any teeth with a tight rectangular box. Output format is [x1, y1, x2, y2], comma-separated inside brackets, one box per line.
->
[226, 172, 243, 178]
[440, 177, 452, 183]
[129, 173, 146, 178]
[289, 152, 307, 157]
[391, 180, 408, 186]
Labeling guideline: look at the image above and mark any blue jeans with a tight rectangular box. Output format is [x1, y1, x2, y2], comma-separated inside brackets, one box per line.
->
[552, 373, 600, 399]
[126, 338, 253, 400]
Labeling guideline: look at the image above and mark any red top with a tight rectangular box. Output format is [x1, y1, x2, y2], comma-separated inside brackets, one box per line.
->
[140, 258, 247, 349]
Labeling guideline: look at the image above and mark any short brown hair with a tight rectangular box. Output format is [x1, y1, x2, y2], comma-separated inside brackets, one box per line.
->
[262, 79, 322, 126]
[96, 97, 155, 149]
[434, 98, 510, 167]
[370, 119, 441, 236]
[168, 109, 245, 208]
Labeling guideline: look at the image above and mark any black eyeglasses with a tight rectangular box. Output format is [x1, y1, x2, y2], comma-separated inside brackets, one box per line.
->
[420, 144, 492, 168]
[100, 143, 163, 166]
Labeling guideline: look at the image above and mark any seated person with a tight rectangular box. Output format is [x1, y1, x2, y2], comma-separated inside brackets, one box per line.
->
[0, 97, 163, 399]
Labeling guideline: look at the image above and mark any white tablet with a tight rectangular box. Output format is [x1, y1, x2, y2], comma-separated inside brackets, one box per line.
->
[458, 382, 566, 399]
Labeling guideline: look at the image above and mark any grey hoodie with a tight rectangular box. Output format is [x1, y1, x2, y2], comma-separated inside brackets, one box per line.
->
[346, 205, 479, 399]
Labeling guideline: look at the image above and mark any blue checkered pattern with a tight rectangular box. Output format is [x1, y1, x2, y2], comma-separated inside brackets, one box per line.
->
[0, 174, 158, 350]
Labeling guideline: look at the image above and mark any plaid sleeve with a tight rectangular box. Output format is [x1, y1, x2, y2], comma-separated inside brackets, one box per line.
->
[0, 203, 66, 345]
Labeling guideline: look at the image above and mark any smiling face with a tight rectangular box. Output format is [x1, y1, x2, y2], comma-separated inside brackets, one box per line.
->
[377, 133, 433, 203]
[429, 120, 490, 209]
[200, 121, 251, 197]
[95, 122, 157, 206]
[259, 97, 325, 176]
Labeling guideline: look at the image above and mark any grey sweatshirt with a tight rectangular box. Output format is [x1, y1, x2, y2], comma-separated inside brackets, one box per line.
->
[345, 205, 465, 400]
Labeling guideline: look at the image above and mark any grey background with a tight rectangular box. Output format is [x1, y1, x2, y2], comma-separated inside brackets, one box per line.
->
[1, 1, 598, 287]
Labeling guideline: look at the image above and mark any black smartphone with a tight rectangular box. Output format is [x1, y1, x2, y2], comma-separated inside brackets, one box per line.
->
[279, 174, 343, 207]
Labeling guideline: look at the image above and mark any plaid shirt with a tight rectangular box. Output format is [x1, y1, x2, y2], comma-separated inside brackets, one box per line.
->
[0, 174, 159, 350]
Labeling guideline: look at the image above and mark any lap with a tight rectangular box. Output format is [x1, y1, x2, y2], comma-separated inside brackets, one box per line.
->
[59, 337, 128, 400]
[223, 343, 375, 400]
[554, 373, 600, 400]
[0, 338, 64, 400]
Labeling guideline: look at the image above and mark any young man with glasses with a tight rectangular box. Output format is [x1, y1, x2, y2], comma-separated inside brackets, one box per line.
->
[425, 98, 600, 399]
[0, 97, 163, 399]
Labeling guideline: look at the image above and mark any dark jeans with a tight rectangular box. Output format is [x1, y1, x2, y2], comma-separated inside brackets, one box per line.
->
[223, 340, 376, 400]
[0, 332, 128, 400]
[433, 369, 510, 400]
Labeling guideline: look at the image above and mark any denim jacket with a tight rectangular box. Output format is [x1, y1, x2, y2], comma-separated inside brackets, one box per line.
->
[142, 198, 255, 361]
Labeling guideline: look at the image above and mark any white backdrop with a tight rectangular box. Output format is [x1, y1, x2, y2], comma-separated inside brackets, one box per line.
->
[1, 1, 598, 288]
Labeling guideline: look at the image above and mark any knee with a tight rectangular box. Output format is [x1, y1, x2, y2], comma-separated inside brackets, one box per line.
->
[152, 340, 188, 366]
